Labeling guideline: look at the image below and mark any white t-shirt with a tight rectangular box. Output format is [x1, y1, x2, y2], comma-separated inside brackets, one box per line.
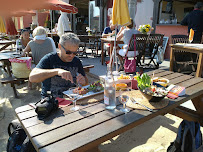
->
[118, 28, 140, 57]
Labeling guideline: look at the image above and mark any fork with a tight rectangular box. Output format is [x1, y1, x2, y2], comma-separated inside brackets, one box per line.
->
[130, 97, 153, 112]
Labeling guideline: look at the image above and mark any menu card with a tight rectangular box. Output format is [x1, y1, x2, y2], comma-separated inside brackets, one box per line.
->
[167, 84, 185, 99]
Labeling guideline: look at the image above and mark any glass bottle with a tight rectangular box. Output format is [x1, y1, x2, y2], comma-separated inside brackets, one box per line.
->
[17, 40, 22, 54]
[104, 64, 116, 110]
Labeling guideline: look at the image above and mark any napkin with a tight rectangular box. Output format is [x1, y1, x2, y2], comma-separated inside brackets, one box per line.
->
[56, 97, 72, 108]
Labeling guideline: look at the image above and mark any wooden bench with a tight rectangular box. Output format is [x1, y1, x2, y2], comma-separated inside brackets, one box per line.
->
[83, 65, 94, 73]
[0, 76, 28, 98]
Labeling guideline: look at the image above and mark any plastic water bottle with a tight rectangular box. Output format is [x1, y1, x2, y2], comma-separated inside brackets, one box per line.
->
[104, 64, 116, 110]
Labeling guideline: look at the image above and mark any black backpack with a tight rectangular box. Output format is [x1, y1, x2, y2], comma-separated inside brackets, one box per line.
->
[7, 119, 36, 152]
[167, 120, 202, 152]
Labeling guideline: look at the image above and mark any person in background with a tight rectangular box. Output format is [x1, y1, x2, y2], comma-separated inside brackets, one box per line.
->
[16, 29, 32, 53]
[29, 33, 88, 98]
[23, 26, 57, 90]
[102, 20, 118, 61]
[116, 18, 140, 62]
[181, 2, 203, 43]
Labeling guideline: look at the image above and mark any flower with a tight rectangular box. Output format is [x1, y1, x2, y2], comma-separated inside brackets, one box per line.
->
[138, 24, 152, 34]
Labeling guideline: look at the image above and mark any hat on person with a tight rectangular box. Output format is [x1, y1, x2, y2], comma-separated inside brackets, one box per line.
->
[194, 2, 203, 9]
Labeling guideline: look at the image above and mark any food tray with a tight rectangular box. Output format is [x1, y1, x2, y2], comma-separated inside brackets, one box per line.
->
[63, 85, 104, 101]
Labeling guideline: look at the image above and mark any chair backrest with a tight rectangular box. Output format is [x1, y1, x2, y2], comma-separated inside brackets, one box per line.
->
[171, 35, 189, 44]
[147, 34, 164, 47]
[128, 34, 148, 53]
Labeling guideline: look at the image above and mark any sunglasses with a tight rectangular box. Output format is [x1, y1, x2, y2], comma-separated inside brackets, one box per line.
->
[60, 44, 78, 55]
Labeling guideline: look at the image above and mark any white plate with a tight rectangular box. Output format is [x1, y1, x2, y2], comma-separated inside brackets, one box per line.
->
[63, 85, 104, 100]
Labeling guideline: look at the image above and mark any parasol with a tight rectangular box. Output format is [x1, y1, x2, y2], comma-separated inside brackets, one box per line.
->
[40, 0, 78, 14]
[111, 0, 131, 73]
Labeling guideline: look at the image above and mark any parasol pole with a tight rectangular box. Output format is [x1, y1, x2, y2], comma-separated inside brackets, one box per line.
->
[50, 10, 53, 38]
[113, 25, 119, 75]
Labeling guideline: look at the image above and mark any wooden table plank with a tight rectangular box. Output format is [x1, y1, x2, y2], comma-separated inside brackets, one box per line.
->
[27, 103, 106, 137]
[20, 102, 99, 128]
[39, 109, 151, 152]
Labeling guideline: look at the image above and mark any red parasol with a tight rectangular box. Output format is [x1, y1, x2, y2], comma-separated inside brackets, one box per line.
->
[11, 10, 36, 17]
[0, 0, 78, 15]
[40, 0, 78, 14]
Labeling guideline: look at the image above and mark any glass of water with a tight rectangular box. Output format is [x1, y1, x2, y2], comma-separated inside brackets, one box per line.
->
[118, 88, 130, 113]
[68, 87, 80, 111]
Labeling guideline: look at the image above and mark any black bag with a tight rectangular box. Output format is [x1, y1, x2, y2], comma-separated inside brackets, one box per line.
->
[35, 93, 58, 120]
[167, 120, 202, 152]
[7, 119, 36, 152]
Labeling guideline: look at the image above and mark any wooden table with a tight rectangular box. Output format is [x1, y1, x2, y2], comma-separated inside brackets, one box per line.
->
[78, 35, 101, 56]
[15, 69, 203, 152]
[0, 40, 16, 51]
[170, 43, 203, 77]
[0, 52, 25, 98]
[100, 37, 124, 65]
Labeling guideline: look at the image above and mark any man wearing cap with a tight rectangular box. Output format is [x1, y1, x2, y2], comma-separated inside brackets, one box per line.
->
[181, 2, 203, 43]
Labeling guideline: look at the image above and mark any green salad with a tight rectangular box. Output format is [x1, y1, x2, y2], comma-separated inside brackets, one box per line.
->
[87, 80, 104, 92]
[136, 73, 151, 91]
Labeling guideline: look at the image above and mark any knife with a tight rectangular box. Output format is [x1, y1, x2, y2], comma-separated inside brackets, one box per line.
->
[130, 97, 153, 112]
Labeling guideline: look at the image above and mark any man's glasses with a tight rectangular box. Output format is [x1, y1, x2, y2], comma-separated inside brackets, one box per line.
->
[60, 44, 78, 55]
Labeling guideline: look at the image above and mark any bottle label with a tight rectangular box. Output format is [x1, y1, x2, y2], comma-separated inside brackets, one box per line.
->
[104, 95, 109, 105]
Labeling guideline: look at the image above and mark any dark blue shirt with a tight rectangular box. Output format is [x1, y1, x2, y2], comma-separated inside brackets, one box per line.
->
[103, 27, 112, 34]
[181, 10, 203, 43]
[36, 52, 85, 98]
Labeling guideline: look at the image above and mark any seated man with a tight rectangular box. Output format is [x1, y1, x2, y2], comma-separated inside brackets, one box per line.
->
[29, 33, 88, 98]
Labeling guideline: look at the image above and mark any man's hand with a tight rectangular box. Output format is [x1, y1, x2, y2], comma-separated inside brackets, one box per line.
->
[76, 74, 86, 86]
[57, 69, 73, 83]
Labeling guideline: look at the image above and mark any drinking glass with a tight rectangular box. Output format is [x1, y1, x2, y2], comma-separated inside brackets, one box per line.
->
[118, 88, 130, 113]
[68, 87, 80, 111]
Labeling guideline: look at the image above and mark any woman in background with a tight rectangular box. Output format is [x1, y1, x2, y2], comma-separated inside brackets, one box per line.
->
[16, 29, 32, 53]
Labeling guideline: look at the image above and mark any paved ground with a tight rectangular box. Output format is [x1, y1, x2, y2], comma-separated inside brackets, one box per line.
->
[0, 49, 197, 151]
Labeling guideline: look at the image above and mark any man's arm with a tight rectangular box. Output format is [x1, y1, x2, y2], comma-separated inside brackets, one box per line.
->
[22, 44, 31, 56]
[29, 68, 74, 83]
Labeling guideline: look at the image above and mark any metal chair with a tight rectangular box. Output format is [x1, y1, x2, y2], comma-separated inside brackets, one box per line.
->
[118, 34, 148, 71]
[171, 34, 198, 74]
[143, 34, 164, 69]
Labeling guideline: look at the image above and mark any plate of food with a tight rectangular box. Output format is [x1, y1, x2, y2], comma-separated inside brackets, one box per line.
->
[63, 80, 104, 100]
[137, 73, 168, 102]
[152, 77, 169, 87]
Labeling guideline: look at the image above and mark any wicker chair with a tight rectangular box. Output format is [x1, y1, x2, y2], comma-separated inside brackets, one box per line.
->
[143, 34, 164, 68]
[118, 34, 148, 71]
[171, 35, 198, 74]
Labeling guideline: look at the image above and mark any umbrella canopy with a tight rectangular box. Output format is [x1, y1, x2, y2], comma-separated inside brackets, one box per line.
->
[0, 0, 42, 16]
[112, 0, 131, 26]
[0, 0, 78, 16]
[40, 0, 78, 14]
[11, 10, 36, 17]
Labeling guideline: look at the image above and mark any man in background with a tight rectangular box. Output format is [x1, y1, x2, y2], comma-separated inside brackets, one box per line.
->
[181, 2, 203, 43]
